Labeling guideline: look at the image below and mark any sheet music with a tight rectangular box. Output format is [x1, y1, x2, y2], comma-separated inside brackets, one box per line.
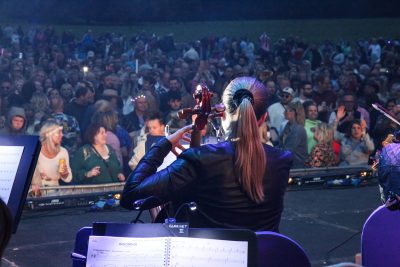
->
[157, 144, 189, 171]
[0, 146, 24, 203]
[86, 236, 167, 267]
[169, 237, 247, 267]
[86, 236, 247, 267]
[157, 136, 218, 171]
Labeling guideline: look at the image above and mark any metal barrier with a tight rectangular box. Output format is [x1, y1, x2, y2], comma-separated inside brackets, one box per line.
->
[25, 165, 376, 210]
[29, 182, 125, 197]
[25, 183, 125, 210]
[288, 165, 375, 186]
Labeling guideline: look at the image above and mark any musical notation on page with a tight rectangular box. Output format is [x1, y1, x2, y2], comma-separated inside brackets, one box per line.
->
[168, 237, 247, 267]
[87, 236, 167, 267]
[86, 236, 248, 267]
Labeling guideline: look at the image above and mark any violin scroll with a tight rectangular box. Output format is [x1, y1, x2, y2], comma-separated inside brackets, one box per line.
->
[177, 84, 225, 147]
[178, 84, 225, 131]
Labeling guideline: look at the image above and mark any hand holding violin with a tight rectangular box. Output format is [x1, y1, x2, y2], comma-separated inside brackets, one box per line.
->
[166, 125, 193, 156]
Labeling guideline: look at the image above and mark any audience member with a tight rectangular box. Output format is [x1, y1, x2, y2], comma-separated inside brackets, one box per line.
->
[264, 79, 280, 108]
[59, 83, 74, 104]
[268, 87, 294, 134]
[91, 110, 123, 166]
[31, 120, 72, 196]
[164, 90, 186, 133]
[138, 75, 161, 113]
[333, 106, 375, 166]
[49, 96, 81, 155]
[312, 73, 337, 122]
[0, 106, 27, 135]
[122, 94, 148, 134]
[64, 84, 94, 130]
[329, 92, 364, 134]
[72, 123, 125, 184]
[293, 81, 313, 103]
[307, 122, 338, 167]
[280, 101, 308, 168]
[29, 92, 50, 133]
[128, 112, 166, 170]
[159, 76, 194, 112]
[303, 101, 321, 153]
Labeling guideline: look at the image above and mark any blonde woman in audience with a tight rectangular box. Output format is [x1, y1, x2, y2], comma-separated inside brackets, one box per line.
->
[307, 122, 338, 167]
[31, 120, 72, 196]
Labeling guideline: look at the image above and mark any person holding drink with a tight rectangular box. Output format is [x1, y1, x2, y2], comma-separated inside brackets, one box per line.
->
[31, 120, 72, 196]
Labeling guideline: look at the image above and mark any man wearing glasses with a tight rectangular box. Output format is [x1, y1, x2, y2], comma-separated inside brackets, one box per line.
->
[268, 87, 295, 134]
[293, 81, 313, 104]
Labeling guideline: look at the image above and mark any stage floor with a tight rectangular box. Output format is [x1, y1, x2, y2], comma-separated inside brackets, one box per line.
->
[2, 184, 381, 266]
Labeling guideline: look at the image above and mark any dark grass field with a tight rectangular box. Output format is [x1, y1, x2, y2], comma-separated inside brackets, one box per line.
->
[2, 17, 400, 42]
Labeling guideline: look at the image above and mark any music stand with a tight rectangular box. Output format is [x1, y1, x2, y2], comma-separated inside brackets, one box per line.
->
[91, 222, 257, 267]
[0, 135, 41, 233]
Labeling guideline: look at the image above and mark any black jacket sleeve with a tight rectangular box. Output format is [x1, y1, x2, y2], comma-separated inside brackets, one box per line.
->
[120, 138, 198, 209]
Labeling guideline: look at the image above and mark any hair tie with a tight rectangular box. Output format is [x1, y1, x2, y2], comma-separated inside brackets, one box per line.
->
[232, 89, 254, 110]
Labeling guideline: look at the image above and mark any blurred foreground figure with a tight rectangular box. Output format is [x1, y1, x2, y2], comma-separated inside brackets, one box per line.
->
[378, 130, 400, 205]
[0, 198, 12, 258]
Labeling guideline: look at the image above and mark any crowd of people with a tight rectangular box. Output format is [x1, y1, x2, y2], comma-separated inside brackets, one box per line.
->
[0, 25, 400, 194]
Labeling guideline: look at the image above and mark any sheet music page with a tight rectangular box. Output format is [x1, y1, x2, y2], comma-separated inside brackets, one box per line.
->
[157, 144, 189, 171]
[0, 146, 24, 203]
[168, 237, 248, 267]
[86, 236, 168, 267]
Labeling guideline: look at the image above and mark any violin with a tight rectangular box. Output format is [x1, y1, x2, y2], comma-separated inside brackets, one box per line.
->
[149, 84, 225, 222]
[178, 84, 225, 147]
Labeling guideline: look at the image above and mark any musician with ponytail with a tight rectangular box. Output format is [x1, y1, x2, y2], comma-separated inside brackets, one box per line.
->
[121, 77, 293, 231]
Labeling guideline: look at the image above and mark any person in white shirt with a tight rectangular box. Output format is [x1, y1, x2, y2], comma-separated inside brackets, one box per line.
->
[31, 120, 72, 196]
[267, 87, 294, 134]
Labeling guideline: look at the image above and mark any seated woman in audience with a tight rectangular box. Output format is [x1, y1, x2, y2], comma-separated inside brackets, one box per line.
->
[333, 106, 375, 166]
[31, 120, 72, 196]
[72, 123, 125, 184]
[307, 122, 338, 167]
[91, 109, 123, 166]
[280, 101, 308, 168]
